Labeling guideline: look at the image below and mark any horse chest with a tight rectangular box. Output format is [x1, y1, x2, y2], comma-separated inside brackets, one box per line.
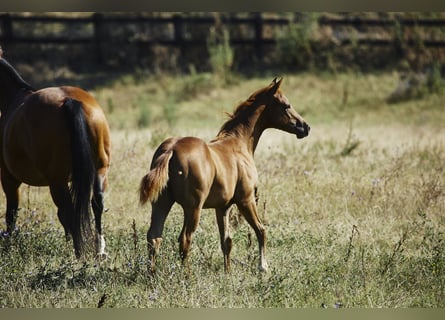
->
[205, 158, 257, 208]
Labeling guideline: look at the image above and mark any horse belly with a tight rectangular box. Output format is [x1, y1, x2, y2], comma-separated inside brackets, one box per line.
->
[172, 181, 230, 209]
[3, 117, 70, 186]
[3, 146, 49, 186]
[203, 179, 234, 208]
[203, 193, 232, 209]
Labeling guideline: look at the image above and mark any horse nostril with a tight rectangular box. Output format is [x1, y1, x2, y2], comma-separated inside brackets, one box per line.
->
[304, 123, 310, 133]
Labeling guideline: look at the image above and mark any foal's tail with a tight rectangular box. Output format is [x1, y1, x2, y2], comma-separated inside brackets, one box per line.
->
[63, 98, 94, 258]
[139, 146, 174, 205]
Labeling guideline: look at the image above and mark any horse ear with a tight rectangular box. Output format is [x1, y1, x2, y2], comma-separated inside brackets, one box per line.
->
[270, 77, 283, 94]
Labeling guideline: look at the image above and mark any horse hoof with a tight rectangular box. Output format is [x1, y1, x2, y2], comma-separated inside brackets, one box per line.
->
[96, 252, 108, 261]
[258, 263, 269, 273]
[147, 266, 157, 277]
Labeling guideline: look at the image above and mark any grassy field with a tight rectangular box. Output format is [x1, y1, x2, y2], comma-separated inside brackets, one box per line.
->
[0, 71, 444, 307]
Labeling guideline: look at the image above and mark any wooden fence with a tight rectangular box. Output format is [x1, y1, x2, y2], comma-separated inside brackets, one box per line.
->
[1, 13, 445, 66]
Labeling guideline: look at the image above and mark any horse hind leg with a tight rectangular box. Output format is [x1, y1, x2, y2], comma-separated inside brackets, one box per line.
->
[178, 205, 202, 269]
[49, 184, 75, 247]
[91, 170, 108, 258]
[146, 192, 174, 274]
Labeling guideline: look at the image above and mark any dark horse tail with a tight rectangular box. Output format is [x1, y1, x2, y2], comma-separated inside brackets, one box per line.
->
[63, 98, 95, 258]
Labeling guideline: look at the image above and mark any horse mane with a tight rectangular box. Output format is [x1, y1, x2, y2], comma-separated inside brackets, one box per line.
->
[216, 86, 269, 138]
[0, 58, 34, 91]
[221, 100, 252, 128]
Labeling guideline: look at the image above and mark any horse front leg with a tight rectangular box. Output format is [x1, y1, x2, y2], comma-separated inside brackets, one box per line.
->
[215, 206, 233, 273]
[178, 206, 202, 270]
[236, 197, 268, 272]
[1, 170, 22, 235]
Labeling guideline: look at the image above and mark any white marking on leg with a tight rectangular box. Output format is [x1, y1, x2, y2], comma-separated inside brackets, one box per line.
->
[96, 234, 106, 257]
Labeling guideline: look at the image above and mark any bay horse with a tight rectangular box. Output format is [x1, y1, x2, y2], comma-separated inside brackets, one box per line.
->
[139, 78, 310, 273]
[0, 53, 111, 258]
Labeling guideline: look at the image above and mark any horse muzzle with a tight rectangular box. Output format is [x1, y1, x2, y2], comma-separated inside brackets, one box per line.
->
[295, 122, 310, 139]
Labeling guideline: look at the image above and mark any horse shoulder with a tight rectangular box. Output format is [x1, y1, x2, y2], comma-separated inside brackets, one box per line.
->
[232, 150, 258, 199]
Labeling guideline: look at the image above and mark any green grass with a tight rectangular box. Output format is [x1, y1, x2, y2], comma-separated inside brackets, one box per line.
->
[0, 71, 444, 307]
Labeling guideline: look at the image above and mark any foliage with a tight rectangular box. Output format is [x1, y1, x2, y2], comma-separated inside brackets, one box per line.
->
[207, 20, 234, 85]
[137, 95, 151, 129]
[386, 62, 444, 104]
[173, 68, 215, 101]
[276, 14, 321, 71]
[7, 12, 445, 83]
[427, 62, 444, 94]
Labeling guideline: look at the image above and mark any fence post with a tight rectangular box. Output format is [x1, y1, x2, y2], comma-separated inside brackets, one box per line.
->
[393, 18, 405, 57]
[0, 13, 13, 46]
[253, 13, 264, 63]
[93, 12, 105, 65]
[173, 15, 185, 60]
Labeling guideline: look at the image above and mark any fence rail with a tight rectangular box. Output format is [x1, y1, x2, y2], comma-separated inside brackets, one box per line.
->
[1, 13, 445, 66]
[2, 13, 445, 43]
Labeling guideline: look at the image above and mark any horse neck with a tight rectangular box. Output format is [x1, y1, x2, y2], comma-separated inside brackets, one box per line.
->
[216, 103, 268, 155]
[0, 60, 33, 114]
[0, 86, 29, 115]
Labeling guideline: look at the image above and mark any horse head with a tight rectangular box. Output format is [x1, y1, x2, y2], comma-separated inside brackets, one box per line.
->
[261, 78, 310, 139]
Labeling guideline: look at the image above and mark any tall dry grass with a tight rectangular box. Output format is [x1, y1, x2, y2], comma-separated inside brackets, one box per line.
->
[0, 71, 444, 307]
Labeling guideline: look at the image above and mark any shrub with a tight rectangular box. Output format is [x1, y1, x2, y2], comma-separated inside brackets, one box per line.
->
[207, 20, 234, 85]
[276, 13, 320, 71]
[137, 94, 151, 128]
